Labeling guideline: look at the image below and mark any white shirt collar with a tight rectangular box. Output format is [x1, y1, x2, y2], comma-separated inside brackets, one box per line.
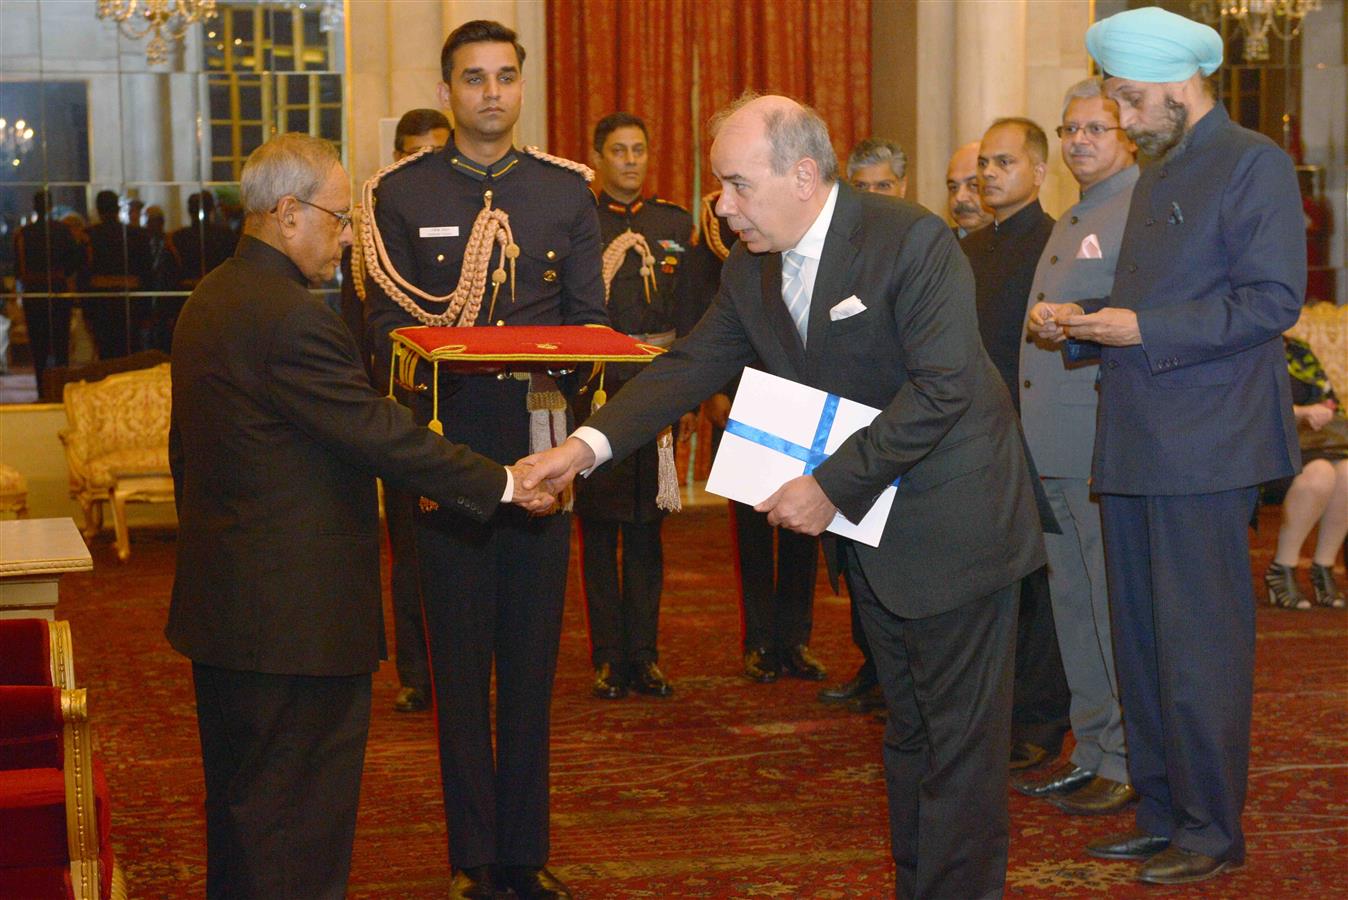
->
[788, 182, 839, 261]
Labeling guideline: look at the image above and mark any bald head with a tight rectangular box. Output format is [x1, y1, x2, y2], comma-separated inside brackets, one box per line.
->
[946, 141, 992, 234]
[709, 93, 838, 253]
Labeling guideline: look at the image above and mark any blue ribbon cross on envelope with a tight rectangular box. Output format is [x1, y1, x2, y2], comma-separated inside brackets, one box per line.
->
[706, 368, 898, 547]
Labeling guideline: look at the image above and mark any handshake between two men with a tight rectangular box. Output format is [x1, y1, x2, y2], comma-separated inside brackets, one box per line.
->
[513, 437, 842, 536]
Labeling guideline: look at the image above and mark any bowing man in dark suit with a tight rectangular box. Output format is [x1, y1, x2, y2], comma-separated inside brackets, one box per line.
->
[166, 132, 552, 900]
[521, 94, 1045, 900]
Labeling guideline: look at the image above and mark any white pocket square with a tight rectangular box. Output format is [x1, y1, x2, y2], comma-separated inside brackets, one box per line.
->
[830, 295, 867, 321]
[1076, 234, 1103, 260]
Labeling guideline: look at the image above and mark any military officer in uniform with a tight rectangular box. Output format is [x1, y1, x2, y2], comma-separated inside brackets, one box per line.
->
[687, 191, 827, 687]
[579, 112, 694, 700]
[362, 20, 605, 900]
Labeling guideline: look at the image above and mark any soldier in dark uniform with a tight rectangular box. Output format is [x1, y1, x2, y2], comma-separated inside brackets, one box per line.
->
[362, 20, 605, 900]
[686, 192, 827, 686]
[577, 112, 694, 701]
[85, 189, 153, 359]
[13, 190, 82, 395]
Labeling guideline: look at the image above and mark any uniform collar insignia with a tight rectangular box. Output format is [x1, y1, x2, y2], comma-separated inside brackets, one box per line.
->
[601, 192, 644, 216]
[447, 144, 521, 183]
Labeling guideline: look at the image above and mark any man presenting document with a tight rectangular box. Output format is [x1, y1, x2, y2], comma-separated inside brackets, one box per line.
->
[522, 93, 1044, 899]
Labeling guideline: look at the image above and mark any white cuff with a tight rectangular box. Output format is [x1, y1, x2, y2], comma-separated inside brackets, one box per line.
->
[570, 426, 612, 475]
[501, 467, 514, 502]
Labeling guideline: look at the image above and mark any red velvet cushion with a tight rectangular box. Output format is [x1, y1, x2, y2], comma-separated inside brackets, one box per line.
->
[0, 864, 72, 900]
[391, 324, 666, 372]
[0, 686, 63, 769]
[0, 758, 113, 870]
[0, 620, 52, 686]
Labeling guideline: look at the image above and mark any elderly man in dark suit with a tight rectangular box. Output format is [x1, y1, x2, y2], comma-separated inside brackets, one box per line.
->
[167, 132, 552, 900]
[1031, 7, 1304, 886]
[522, 93, 1045, 900]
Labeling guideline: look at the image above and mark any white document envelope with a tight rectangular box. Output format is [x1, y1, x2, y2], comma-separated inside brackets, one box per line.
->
[705, 368, 897, 547]
[830, 294, 867, 321]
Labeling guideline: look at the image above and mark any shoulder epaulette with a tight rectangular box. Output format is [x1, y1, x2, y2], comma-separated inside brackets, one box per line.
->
[650, 197, 690, 214]
[523, 146, 594, 183]
[699, 191, 731, 261]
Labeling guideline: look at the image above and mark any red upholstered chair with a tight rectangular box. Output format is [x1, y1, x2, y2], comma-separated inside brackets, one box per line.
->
[0, 620, 126, 900]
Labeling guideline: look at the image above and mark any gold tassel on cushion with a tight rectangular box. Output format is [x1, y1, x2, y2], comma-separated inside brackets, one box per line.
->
[656, 428, 681, 512]
[528, 374, 572, 511]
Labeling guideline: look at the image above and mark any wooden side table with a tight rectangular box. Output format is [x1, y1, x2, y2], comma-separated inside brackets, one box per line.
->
[0, 518, 93, 619]
[110, 471, 175, 562]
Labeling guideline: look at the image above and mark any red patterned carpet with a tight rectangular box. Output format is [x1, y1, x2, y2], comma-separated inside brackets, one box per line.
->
[52, 504, 1346, 898]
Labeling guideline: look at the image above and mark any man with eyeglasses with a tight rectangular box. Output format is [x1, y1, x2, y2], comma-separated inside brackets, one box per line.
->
[963, 117, 1072, 776]
[167, 132, 553, 899]
[1012, 78, 1138, 818]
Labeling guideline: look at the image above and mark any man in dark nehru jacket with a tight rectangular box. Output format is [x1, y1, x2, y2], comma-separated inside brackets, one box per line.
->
[167, 132, 549, 900]
[1031, 6, 1304, 885]
[337, 107, 451, 715]
[523, 93, 1046, 900]
[964, 118, 1072, 773]
[362, 20, 606, 900]
[578, 111, 694, 701]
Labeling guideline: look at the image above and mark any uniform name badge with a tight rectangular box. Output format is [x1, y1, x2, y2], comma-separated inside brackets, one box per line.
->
[419, 226, 460, 238]
[706, 367, 898, 547]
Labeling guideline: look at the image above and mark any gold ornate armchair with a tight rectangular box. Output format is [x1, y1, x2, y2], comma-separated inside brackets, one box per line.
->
[1287, 301, 1348, 394]
[59, 363, 173, 550]
[0, 619, 126, 900]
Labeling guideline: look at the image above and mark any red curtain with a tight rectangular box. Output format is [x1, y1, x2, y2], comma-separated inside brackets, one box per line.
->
[545, 0, 698, 206]
[546, 0, 871, 209]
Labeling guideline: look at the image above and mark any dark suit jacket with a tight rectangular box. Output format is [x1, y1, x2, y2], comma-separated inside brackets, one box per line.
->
[166, 236, 506, 677]
[588, 184, 1045, 618]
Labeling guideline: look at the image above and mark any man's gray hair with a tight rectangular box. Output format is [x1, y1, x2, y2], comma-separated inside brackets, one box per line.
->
[709, 91, 839, 184]
[1061, 77, 1107, 118]
[847, 138, 907, 180]
[241, 133, 340, 215]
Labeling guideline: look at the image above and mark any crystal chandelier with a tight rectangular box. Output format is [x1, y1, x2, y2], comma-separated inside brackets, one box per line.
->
[1190, 1, 1322, 62]
[0, 117, 36, 170]
[96, 0, 220, 66]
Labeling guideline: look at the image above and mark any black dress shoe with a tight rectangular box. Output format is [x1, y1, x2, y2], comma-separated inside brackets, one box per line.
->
[1011, 761, 1094, 797]
[1050, 776, 1138, 815]
[743, 647, 780, 683]
[1137, 847, 1241, 884]
[591, 663, 627, 700]
[781, 644, 827, 681]
[630, 661, 673, 697]
[818, 668, 878, 704]
[1085, 829, 1170, 861]
[393, 685, 429, 713]
[1009, 739, 1052, 771]
[448, 865, 495, 900]
[846, 685, 886, 713]
[496, 865, 573, 899]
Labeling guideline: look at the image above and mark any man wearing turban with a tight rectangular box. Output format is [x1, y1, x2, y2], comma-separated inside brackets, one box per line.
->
[1029, 5, 1305, 887]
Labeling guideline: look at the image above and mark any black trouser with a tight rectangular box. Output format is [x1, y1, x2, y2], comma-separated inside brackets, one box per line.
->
[1101, 489, 1258, 863]
[21, 296, 72, 396]
[1011, 563, 1071, 752]
[192, 663, 371, 900]
[731, 500, 819, 652]
[845, 542, 1017, 900]
[849, 587, 877, 682]
[580, 516, 664, 672]
[86, 296, 153, 360]
[417, 505, 569, 869]
[385, 486, 428, 692]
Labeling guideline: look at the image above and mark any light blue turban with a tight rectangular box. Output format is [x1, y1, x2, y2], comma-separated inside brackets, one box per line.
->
[1086, 7, 1224, 83]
